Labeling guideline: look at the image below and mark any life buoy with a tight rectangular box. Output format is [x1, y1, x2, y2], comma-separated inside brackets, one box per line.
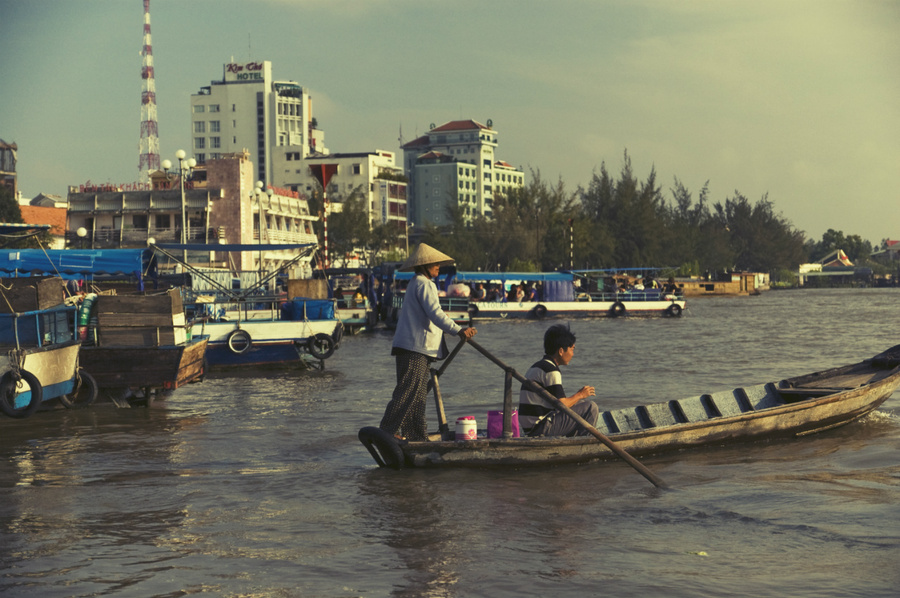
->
[609, 302, 626, 318]
[532, 304, 548, 319]
[226, 329, 252, 354]
[0, 369, 43, 419]
[58, 368, 98, 409]
[307, 333, 335, 360]
[666, 303, 683, 317]
[358, 426, 405, 469]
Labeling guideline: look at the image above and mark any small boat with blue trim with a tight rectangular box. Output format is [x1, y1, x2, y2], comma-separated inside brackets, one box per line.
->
[0, 279, 96, 418]
[154, 243, 344, 369]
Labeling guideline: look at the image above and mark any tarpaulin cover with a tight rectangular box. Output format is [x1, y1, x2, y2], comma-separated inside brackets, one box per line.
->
[282, 298, 335, 321]
[0, 249, 150, 278]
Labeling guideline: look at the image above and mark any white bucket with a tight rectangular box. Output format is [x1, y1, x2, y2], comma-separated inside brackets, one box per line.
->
[455, 416, 477, 441]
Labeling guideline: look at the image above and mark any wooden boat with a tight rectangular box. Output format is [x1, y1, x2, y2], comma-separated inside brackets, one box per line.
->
[77, 288, 209, 405]
[359, 342, 900, 469]
[456, 271, 686, 320]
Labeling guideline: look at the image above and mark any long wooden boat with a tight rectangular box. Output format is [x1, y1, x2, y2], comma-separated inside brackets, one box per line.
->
[360, 343, 900, 469]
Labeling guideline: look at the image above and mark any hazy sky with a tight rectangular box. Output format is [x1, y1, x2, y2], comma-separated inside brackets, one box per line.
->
[2, 0, 898, 244]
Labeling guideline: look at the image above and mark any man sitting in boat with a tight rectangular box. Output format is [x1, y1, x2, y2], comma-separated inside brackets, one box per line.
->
[519, 324, 599, 436]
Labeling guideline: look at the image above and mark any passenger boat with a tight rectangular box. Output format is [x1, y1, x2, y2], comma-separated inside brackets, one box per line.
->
[359, 341, 900, 472]
[457, 271, 686, 320]
[0, 301, 96, 418]
[153, 243, 344, 369]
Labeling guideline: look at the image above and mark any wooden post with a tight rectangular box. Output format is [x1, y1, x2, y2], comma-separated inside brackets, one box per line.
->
[503, 369, 513, 438]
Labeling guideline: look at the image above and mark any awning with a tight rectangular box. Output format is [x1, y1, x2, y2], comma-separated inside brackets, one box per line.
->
[0, 249, 150, 278]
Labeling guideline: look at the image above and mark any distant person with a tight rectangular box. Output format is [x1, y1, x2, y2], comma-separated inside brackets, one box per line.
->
[663, 277, 679, 294]
[472, 283, 486, 301]
[519, 324, 599, 437]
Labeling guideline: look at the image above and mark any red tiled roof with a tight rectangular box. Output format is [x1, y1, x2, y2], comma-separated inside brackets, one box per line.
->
[494, 160, 514, 168]
[19, 205, 67, 236]
[428, 120, 492, 133]
[401, 135, 430, 150]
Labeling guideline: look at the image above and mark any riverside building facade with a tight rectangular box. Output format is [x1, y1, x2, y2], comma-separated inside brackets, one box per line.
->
[401, 120, 524, 227]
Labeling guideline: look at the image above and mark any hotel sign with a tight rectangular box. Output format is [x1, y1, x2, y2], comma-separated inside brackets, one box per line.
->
[225, 61, 265, 82]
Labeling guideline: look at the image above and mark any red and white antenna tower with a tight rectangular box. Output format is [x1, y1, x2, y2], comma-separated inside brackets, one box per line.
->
[138, 0, 160, 183]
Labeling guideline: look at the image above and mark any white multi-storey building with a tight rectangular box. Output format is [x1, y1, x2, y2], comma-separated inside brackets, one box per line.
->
[190, 60, 327, 187]
[401, 120, 524, 227]
[280, 150, 407, 231]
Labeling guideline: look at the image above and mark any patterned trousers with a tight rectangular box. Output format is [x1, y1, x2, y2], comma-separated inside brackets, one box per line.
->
[379, 351, 432, 441]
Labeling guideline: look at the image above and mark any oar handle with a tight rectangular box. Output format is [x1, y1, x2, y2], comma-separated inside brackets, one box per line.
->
[466, 339, 668, 489]
[435, 336, 468, 378]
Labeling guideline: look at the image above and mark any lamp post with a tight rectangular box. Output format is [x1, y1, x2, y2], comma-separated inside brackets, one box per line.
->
[404, 221, 414, 257]
[161, 149, 196, 264]
[76, 227, 87, 249]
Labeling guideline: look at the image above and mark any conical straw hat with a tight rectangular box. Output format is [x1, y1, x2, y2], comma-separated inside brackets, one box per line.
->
[399, 243, 455, 271]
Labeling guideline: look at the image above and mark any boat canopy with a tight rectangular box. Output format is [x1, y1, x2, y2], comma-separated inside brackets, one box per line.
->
[0, 248, 151, 280]
[453, 271, 574, 283]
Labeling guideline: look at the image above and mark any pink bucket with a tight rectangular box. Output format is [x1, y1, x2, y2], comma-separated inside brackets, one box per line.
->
[487, 410, 521, 438]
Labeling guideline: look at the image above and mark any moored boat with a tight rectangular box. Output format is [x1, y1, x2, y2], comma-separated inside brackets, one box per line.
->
[456, 271, 685, 320]
[360, 342, 900, 469]
[0, 300, 95, 418]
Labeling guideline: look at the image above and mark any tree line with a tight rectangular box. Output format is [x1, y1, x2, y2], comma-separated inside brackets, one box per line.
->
[322, 151, 888, 278]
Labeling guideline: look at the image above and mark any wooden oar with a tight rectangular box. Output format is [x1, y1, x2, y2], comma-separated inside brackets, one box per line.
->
[466, 339, 668, 489]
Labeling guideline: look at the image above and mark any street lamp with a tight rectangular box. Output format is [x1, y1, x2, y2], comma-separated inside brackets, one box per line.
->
[404, 221, 414, 257]
[76, 227, 87, 249]
[161, 149, 196, 264]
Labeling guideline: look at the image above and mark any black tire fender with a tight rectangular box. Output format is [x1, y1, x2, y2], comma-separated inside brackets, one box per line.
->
[226, 329, 252, 354]
[307, 333, 335, 360]
[666, 303, 683, 317]
[59, 368, 98, 409]
[532, 304, 548, 319]
[358, 426, 405, 469]
[0, 369, 43, 419]
[610, 302, 626, 318]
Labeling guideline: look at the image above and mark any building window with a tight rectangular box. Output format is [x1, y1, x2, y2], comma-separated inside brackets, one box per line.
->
[209, 104, 220, 112]
[193, 105, 205, 113]
[195, 137, 206, 149]
[194, 122, 206, 133]
[132, 214, 148, 228]
[196, 153, 206, 163]
[210, 137, 220, 148]
[155, 214, 170, 229]
[353, 164, 361, 175]
[210, 121, 220, 132]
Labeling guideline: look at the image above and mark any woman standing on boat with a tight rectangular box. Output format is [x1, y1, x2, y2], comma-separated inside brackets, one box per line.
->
[379, 244, 478, 441]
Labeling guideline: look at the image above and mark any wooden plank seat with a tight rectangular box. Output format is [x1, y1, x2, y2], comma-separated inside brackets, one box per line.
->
[643, 401, 681, 428]
[706, 389, 748, 417]
[740, 383, 783, 409]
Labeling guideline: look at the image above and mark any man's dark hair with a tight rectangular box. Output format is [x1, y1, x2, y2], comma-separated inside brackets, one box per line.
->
[544, 324, 576, 355]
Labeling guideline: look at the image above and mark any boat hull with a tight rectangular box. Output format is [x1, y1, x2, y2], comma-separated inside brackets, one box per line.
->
[79, 337, 208, 390]
[396, 353, 900, 468]
[469, 298, 686, 319]
[1, 342, 81, 408]
[199, 319, 341, 367]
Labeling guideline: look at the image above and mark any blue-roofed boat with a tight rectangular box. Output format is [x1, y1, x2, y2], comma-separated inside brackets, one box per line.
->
[455, 270, 686, 320]
[155, 243, 343, 369]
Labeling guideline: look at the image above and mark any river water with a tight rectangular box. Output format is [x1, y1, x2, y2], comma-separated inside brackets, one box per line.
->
[1, 288, 899, 597]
